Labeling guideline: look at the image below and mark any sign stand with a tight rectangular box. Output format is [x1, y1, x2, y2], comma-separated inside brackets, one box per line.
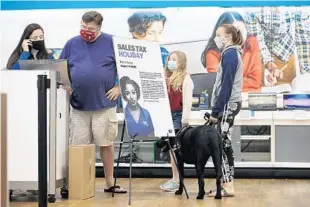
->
[112, 130, 189, 205]
[128, 133, 138, 205]
[165, 133, 189, 199]
[112, 120, 127, 198]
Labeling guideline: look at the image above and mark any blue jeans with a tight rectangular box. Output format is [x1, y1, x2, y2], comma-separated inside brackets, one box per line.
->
[159, 111, 183, 162]
[171, 111, 182, 130]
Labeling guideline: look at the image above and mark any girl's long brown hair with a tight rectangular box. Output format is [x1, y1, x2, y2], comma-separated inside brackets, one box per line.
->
[220, 24, 244, 46]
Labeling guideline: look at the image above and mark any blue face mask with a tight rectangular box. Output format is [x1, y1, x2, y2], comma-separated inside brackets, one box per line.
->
[167, 60, 177, 71]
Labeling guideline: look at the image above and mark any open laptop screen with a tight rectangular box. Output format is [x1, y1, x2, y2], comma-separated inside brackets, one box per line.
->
[283, 94, 310, 109]
[19, 59, 70, 86]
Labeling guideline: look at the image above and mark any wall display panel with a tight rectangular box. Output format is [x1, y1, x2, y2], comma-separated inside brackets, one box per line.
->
[1, 4, 309, 95]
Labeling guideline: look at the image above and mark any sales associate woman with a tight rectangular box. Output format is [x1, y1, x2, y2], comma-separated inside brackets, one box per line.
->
[6, 23, 54, 69]
[119, 76, 155, 137]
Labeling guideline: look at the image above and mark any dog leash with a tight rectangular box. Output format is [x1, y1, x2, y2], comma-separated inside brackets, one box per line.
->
[204, 112, 215, 126]
[221, 105, 230, 134]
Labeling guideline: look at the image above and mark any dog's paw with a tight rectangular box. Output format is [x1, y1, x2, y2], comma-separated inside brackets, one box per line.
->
[196, 194, 204, 200]
[214, 194, 222, 200]
[175, 190, 183, 195]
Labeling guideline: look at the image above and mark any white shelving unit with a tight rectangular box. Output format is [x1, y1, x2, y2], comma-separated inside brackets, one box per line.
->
[105, 110, 310, 169]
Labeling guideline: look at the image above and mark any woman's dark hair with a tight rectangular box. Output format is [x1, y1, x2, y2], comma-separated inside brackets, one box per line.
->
[6, 23, 49, 69]
[221, 24, 244, 46]
[119, 76, 141, 102]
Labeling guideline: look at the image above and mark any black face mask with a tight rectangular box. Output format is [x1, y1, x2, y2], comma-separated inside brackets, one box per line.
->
[31, 40, 45, 50]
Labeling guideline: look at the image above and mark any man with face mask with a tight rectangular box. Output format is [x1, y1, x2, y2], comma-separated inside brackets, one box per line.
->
[60, 11, 127, 194]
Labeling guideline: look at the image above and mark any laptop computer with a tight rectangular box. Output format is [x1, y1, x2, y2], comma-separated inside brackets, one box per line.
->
[19, 59, 71, 87]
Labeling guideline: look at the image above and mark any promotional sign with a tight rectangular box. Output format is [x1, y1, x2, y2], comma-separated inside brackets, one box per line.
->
[113, 36, 175, 138]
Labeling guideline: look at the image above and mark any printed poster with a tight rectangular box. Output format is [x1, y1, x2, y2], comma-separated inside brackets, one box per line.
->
[113, 36, 175, 138]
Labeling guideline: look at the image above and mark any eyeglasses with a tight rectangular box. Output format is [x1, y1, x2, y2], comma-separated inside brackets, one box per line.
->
[80, 25, 98, 32]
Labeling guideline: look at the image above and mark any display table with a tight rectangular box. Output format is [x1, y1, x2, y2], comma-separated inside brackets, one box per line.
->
[189, 110, 310, 168]
[94, 110, 310, 172]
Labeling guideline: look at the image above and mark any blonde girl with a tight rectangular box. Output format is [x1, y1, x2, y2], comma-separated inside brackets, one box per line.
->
[160, 51, 194, 192]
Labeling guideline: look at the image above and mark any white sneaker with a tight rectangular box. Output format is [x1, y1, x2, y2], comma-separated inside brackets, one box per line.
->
[160, 179, 179, 192]
[12, 189, 27, 197]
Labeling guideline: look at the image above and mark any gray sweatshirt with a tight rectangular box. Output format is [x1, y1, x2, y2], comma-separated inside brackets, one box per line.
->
[211, 45, 243, 118]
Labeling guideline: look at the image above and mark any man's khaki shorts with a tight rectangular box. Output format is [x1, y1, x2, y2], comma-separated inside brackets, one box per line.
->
[69, 106, 118, 146]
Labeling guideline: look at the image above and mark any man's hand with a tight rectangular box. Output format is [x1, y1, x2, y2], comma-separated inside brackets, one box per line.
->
[209, 115, 218, 124]
[274, 69, 284, 79]
[107, 85, 120, 101]
[61, 85, 72, 93]
[266, 61, 277, 72]
[265, 61, 283, 85]
[266, 72, 277, 85]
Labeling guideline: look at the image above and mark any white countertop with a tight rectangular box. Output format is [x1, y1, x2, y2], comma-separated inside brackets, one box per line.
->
[117, 110, 310, 126]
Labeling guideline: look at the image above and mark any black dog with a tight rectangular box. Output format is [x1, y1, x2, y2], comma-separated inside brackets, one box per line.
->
[156, 113, 222, 200]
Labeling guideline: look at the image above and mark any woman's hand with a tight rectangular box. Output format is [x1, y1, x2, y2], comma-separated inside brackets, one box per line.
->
[209, 115, 218, 124]
[22, 39, 32, 52]
[107, 85, 120, 101]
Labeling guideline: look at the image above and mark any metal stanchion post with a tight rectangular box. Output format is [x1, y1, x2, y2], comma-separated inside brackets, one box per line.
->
[37, 75, 49, 207]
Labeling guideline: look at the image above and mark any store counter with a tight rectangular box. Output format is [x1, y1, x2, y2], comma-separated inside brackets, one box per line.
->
[104, 110, 310, 171]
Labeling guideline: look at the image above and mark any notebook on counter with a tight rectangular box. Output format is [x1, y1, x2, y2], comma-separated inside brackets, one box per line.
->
[261, 84, 292, 93]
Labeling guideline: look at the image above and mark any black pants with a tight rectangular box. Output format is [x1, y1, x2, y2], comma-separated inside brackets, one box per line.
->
[216, 102, 241, 183]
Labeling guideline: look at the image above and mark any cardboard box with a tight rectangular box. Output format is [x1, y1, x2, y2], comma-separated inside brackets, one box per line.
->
[69, 144, 95, 200]
[1, 93, 8, 207]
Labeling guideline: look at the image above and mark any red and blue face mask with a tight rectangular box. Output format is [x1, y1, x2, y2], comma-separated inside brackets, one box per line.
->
[80, 29, 96, 42]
